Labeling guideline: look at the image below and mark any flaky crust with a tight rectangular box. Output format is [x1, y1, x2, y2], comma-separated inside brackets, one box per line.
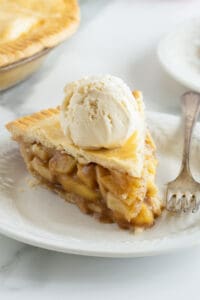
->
[6, 91, 156, 177]
[6, 113, 148, 177]
[0, 0, 80, 67]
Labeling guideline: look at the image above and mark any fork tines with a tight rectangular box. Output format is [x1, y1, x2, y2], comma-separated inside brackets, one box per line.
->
[166, 190, 200, 213]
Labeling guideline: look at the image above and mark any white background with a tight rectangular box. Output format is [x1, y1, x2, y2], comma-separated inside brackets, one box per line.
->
[1, 0, 200, 299]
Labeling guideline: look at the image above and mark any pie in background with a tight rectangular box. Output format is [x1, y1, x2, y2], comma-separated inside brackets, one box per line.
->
[0, 0, 80, 67]
[6, 76, 162, 231]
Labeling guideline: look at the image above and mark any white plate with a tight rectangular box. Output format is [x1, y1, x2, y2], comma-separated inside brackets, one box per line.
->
[158, 18, 200, 92]
[1, 112, 200, 258]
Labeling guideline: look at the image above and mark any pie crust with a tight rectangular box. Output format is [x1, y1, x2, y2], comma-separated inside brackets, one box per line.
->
[0, 0, 80, 67]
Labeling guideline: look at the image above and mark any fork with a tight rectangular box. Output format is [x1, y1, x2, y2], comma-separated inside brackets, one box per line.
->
[166, 91, 200, 213]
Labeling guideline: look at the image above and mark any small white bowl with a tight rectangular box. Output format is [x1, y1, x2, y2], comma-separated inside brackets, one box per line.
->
[158, 18, 200, 92]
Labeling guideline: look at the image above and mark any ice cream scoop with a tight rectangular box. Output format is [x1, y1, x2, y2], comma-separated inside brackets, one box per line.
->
[60, 75, 144, 149]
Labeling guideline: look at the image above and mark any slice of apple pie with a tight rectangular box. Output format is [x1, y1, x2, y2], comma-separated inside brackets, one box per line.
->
[6, 88, 162, 230]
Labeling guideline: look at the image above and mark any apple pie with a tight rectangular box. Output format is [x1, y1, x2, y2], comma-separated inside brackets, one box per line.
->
[6, 91, 162, 230]
[0, 0, 79, 67]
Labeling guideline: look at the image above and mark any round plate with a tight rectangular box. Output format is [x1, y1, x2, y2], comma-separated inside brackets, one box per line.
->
[1, 112, 200, 257]
[157, 18, 200, 92]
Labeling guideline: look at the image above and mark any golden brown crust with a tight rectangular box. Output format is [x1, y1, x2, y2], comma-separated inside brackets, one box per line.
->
[6, 109, 145, 177]
[6, 107, 60, 133]
[5, 91, 150, 177]
[0, 0, 80, 67]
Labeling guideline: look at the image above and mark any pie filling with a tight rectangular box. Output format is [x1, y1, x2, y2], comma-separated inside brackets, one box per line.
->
[18, 134, 162, 230]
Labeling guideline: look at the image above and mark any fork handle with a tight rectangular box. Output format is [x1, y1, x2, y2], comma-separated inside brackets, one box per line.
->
[181, 91, 200, 175]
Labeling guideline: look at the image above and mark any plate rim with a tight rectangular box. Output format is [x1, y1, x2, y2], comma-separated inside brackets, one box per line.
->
[0, 218, 199, 257]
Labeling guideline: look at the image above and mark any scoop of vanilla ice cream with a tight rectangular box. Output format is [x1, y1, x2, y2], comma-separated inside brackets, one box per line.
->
[60, 75, 144, 149]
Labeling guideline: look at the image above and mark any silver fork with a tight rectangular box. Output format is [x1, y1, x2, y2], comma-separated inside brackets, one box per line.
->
[166, 91, 200, 213]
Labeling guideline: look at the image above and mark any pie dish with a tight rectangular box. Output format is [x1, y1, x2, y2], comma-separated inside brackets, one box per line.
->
[0, 0, 79, 90]
[0, 48, 50, 91]
[6, 91, 162, 230]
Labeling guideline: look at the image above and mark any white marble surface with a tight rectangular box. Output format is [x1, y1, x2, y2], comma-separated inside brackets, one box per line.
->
[1, 0, 200, 299]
